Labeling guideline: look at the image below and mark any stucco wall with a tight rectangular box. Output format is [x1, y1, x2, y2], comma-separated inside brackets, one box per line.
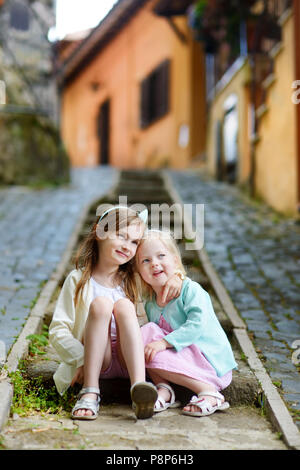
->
[61, 1, 205, 169]
[254, 12, 297, 215]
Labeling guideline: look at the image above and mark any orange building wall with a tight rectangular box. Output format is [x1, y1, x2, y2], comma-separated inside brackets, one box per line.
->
[60, 0, 205, 168]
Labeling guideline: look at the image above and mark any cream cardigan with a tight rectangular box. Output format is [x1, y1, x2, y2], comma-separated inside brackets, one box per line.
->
[49, 269, 146, 395]
[49, 269, 93, 395]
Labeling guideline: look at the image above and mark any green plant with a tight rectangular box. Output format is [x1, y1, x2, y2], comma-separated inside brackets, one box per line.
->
[26, 324, 49, 356]
[9, 363, 77, 416]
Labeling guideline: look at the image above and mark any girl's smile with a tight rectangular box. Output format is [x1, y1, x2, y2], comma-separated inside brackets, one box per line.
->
[137, 239, 179, 289]
[98, 223, 144, 266]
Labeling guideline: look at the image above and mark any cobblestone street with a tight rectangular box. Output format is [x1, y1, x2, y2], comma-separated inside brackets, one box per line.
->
[0, 167, 117, 361]
[0, 166, 299, 450]
[166, 169, 300, 428]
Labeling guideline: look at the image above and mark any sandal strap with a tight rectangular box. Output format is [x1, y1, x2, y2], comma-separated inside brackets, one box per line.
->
[72, 397, 99, 415]
[198, 391, 223, 403]
[154, 396, 166, 410]
[187, 391, 224, 410]
[188, 395, 214, 412]
[78, 387, 100, 397]
[156, 383, 175, 405]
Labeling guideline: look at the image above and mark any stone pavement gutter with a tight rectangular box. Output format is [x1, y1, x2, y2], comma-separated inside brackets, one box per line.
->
[0, 167, 299, 450]
[164, 171, 300, 450]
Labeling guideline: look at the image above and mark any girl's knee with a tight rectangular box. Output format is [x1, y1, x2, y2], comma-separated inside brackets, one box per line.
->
[89, 296, 113, 319]
[113, 298, 136, 319]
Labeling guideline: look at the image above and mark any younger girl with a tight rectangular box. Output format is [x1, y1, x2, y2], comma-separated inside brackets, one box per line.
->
[135, 229, 238, 417]
[49, 206, 179, 421]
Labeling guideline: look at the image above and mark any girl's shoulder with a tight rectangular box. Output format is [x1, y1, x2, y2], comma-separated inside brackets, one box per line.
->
[64, 268, 84, 284]
[181, 277, 208, 300]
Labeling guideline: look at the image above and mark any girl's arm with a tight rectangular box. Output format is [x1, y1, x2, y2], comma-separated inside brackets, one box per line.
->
[49, 273, 84, 368]
[163, 282, 208, 351]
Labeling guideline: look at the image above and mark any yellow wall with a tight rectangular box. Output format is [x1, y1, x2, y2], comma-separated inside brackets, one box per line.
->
[254, 11, 297, 214]
[61, 0, 205, 169]
[206, 59, 251, 183]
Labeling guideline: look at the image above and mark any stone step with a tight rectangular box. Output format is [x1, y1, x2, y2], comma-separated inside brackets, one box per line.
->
[23, 171, 261, 413]
[120, 170, 163, 181]
[24, 343, 259, 407]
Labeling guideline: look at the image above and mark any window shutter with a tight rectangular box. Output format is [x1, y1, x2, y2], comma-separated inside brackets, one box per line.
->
[140, 58, 170, 129]
[156, 59, 170, 118]
[140, 77, 150, 128]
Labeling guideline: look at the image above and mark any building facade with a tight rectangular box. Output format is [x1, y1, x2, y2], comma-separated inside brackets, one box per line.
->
[56, 0, 206, 169]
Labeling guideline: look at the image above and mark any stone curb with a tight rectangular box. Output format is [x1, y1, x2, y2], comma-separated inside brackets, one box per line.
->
[0, 171, 121, 431]
[161, 170, 300, 450]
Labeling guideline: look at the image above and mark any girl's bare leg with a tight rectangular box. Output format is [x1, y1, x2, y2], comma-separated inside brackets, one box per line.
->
[147, 368, 222, 412]
[74, 296, 113, 417]
[146, 369, 173, 404]
[113, 298, 146, 385]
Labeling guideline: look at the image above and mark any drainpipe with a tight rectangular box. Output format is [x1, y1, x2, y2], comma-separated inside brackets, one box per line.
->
[293, 0, 300, 213]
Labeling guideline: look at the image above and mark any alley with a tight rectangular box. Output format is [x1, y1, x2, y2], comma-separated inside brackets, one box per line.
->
[0, 168, 299, 451]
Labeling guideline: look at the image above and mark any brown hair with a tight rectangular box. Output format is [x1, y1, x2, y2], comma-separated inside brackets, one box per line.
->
[135, 229, 186, 300]
[74, 207, 144, 307]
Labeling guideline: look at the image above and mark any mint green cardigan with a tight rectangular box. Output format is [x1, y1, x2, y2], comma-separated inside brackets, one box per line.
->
[145, 277, 238, 377]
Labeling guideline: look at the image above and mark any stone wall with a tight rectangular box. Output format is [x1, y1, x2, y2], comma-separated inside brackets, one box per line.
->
[0, 112, 70, 185]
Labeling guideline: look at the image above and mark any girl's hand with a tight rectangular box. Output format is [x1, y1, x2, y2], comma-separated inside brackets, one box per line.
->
[144, 339, 171, 363]
[159, 274, 183, 305]
[71, 365, 84, 386]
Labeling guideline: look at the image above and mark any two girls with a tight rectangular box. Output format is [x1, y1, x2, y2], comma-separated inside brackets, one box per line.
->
[49, 206, 181, 420]
[49, 204, 237, 420]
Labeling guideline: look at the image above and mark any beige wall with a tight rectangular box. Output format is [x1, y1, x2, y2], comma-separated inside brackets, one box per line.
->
[205, 9, 298, 215]
[254, 12, 298, 215]
[61, 1, 205, 169]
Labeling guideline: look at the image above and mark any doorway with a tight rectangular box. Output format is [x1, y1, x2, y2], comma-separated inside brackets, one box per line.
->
[222, 94, 238, 183]
[97, 99, 110, 165]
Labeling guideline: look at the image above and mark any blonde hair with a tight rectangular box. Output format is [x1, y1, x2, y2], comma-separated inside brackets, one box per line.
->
[135, 229, 186, 300]
[74, 206, 144, 307]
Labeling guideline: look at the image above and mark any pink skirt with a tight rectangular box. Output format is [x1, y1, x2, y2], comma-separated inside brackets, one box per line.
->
[140, 315, 232, 391]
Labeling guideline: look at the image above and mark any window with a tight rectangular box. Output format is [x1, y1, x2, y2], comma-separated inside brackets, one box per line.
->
[140, 59, 170, 129]
[10, 1, 30, 31]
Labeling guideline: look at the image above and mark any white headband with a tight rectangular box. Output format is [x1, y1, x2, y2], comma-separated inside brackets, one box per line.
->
[98, 206, 148, 224]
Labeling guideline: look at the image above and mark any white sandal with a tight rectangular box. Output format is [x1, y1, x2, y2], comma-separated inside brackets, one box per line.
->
[130, 381, 158, 419]
[154, 383, 181, 413]
[71, 387, 101, 420]
[182, 391, 229, 417]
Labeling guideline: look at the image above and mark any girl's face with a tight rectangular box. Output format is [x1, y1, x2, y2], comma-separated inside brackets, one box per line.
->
[98, 222, 144, 266]
[137, 238, 179, 288]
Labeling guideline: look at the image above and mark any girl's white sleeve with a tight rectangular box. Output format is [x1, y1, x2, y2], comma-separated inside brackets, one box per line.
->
[49, 273, 84, 368]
